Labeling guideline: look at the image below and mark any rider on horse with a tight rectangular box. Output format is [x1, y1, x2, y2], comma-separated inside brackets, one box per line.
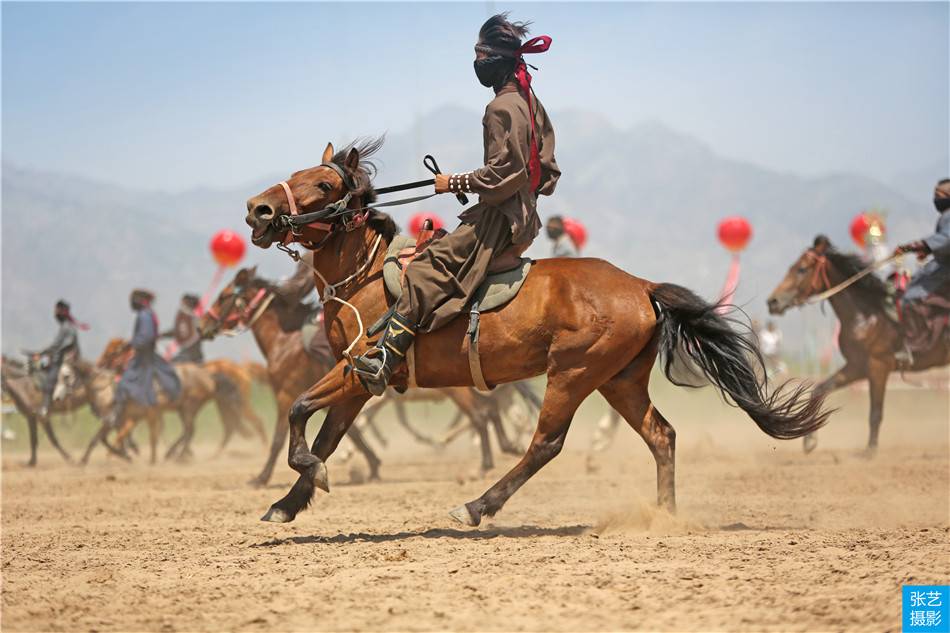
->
[161, 293, 204, 364]
[546, 215, 578, 258]
[353, 13, 561, 395]
[36, 299, 93, 419]
[105, 289, 182, 427]
[894, 179, 950, 362]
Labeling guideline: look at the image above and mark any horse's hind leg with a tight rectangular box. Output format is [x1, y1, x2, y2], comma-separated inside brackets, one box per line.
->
[598, 354, 676, 512]
[25, 414, 39, 467]
[446, 389, 494, 471]
[449, 369, 601, 527]
[345, 424, 381, 481]
[147, 412, 161, 465]
[483, 394, 522, 455]
[250, 394, 289, 487]
[40, 416, 73, 463]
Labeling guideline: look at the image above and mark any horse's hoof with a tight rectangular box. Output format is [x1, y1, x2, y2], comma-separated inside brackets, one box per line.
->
[861, 446, 878, 460]
[260, 506, 293, 523]
[248, 476, 268, 488]
[448, 503, 480, 527]
[803, 434, 818, 454]
[313, 460, 330, 493]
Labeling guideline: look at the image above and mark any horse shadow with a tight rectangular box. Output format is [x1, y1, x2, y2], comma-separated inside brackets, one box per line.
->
[251, 524, 591, 547]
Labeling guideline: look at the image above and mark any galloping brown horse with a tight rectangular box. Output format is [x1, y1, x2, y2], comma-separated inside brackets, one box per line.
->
[768, 235, 950, 454]
[197, 270, 382, 486]
[244, 140, 830, 525]
[89, 339, 247, 463]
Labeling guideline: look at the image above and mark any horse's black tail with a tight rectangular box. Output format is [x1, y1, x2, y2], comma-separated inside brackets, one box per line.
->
[649, 283, 832, 440]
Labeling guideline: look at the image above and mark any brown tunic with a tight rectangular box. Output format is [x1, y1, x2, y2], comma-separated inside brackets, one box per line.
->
[459, 87, 560, 245]
[395, 85, 559, 332]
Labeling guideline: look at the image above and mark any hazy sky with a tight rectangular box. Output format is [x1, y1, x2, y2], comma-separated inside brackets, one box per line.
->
[2, 2, 947, 192]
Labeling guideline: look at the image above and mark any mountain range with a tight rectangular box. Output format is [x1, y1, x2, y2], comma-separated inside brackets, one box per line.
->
[2, 106, 943, 360]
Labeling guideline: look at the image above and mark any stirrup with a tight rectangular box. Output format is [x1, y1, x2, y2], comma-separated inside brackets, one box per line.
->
[352, 347, 389, 381]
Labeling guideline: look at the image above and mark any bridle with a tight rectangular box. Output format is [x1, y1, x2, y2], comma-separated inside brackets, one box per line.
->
[804, 250, 832, 295]
[205, 286, 274, 336]
[273, 162, 368, 251]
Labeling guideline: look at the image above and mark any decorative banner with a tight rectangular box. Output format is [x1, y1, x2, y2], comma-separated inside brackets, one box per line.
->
[562, 217, 588, 252]
[715, 216, 752, 314]
[408, 212, 444, 237]
[715, 253, 741, 314]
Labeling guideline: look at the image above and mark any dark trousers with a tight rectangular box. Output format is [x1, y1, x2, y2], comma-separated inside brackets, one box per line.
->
[395, 210, 513, 333]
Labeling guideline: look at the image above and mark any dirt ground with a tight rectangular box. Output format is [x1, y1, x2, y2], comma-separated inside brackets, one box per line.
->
[2, 381, 948, 632]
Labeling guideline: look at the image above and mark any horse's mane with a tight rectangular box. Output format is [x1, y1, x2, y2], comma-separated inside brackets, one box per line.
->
[825, 246, 891, 313]
[330, 136, 400, 243]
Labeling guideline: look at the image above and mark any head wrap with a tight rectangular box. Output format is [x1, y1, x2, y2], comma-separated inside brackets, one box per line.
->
[54, 299, 90, 330]
[475, 35, 552, 191]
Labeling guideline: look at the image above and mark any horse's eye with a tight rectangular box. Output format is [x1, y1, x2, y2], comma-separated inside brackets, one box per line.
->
[797, 267, 808, 274]
[317, 182, 332, 193]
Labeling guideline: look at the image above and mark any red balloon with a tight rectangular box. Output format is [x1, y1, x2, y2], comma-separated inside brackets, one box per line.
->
[717, 216, 752, 253]
[210, 230, 246, 267]
[408, 212, 444, 237]
[850, 212, 885, 248]
[562, 217, 588, 251]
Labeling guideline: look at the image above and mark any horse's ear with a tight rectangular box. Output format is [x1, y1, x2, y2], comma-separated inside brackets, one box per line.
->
[344, 147, 360, 171]
[321, 143, 334, 164]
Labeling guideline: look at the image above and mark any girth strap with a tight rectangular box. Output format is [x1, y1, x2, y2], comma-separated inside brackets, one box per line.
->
[467, 301, 491, 392]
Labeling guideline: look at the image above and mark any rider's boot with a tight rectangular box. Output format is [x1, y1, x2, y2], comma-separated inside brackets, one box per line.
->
[352, 312, 415, 396]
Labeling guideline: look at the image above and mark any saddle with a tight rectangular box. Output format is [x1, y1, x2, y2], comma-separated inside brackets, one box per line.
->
[378, 231, 533, 391]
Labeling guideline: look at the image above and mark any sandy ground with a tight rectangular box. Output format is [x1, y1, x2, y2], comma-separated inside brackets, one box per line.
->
[2, 382, 948, 632]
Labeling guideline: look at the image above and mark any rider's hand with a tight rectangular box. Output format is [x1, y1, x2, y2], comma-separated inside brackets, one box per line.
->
[895, 241, 929, 257]
[434, 173, 450, 194]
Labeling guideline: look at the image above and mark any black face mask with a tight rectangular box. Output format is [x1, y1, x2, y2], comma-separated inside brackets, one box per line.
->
[474, 57, 514, 89]
[935, 197, 950, 212]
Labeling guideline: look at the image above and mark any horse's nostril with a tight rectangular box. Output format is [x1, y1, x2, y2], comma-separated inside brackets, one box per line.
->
[253, 204, 275, 221]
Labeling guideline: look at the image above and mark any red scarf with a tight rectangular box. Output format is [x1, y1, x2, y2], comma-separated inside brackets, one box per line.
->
[511, 36, 552, 192]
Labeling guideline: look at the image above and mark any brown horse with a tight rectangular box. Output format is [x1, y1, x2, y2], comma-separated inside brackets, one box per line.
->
[243, 140, 830, 525]
[197, 270, 383, 486]
[1, 355, 82, 465]
[87, 339, 246, 464]
[767, 235, 950, 454]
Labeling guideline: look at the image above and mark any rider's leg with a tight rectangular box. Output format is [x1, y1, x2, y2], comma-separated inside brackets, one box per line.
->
[353, 213, 513, 394]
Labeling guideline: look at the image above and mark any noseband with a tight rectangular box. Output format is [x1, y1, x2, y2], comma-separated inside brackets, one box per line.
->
[273, 162, 367, 250]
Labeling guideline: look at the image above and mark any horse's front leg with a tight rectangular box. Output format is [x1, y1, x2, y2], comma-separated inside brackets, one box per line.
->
[262, 363, 370, 523]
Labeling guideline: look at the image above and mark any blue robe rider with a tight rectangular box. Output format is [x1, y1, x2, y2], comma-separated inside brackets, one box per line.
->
[107, 289, 182, 426]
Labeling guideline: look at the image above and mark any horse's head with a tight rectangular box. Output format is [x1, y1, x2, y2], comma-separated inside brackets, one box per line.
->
[198, 266, 268, 339]
[245, 139, 381, 250]
[767, 235, 836, 315]
[98, 338, 133, 370]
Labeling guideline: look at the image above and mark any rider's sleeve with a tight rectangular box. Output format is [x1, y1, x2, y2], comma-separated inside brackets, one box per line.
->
[535, 99, 560, 197]
[466, 104, 530, 206]
[130, 311, 156, 351]
[923, 212, 950, 258]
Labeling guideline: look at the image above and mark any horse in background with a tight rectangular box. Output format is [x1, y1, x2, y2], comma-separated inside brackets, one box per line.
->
[768, 235, 950, 454]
